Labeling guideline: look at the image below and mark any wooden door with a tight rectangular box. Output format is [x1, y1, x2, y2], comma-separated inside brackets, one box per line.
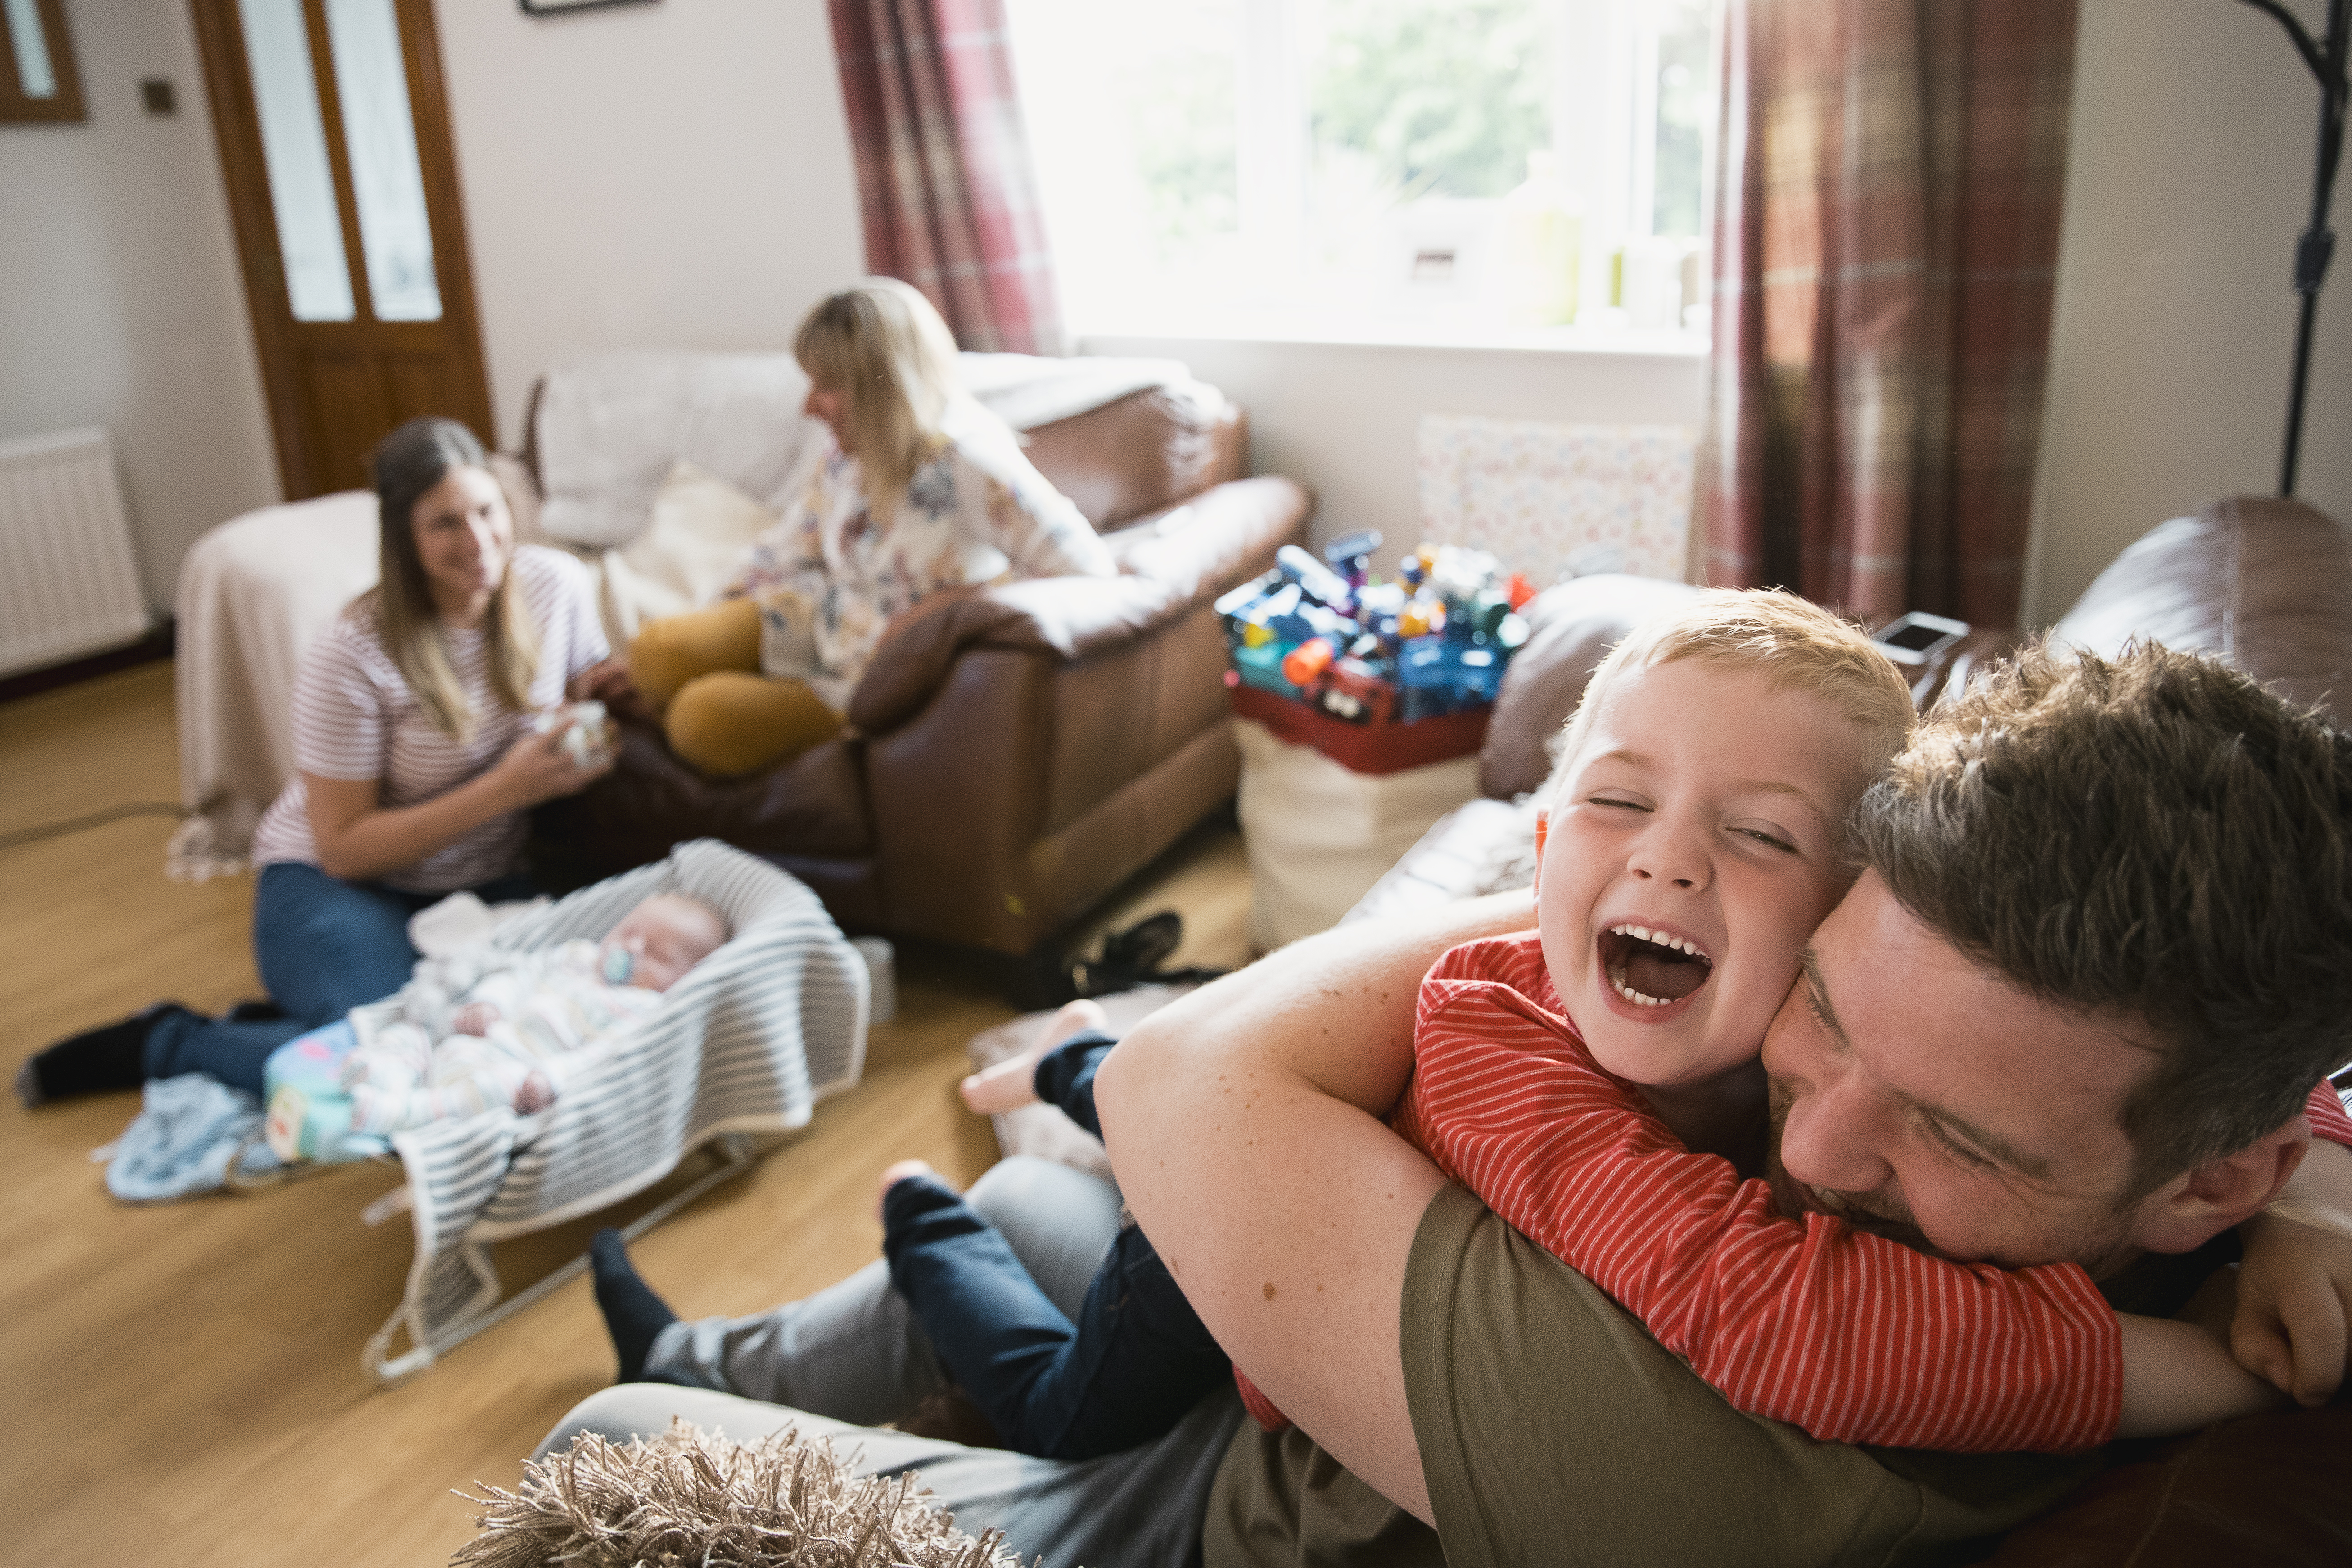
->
[191, 0, 493, 499]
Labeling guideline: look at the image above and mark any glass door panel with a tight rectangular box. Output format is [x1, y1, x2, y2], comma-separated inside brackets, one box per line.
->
[235, 0, 355, 322]
[324, 0, 441, 321]
[4, 0, 56, 97]
[194, 0, 493, 497]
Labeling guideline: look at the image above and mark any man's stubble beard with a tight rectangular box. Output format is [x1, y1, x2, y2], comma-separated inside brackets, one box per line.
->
[1761, 1074, 2144, 1279]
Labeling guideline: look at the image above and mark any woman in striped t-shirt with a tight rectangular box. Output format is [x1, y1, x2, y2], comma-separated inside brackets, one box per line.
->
[22, 418, 624, 1105]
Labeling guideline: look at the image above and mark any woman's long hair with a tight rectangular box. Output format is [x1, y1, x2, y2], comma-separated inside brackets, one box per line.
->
[794, 277, 963, 520]
[368, 416, 540, 740]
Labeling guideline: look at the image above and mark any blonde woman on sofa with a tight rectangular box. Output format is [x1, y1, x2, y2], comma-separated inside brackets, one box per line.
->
[627, 278, 1118, 777]
[20, 417, 623, 1107]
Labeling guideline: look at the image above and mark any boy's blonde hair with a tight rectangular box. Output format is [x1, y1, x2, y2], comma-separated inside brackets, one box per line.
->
[1550, 588, 1915, 811]
[794, 277, 964, 521]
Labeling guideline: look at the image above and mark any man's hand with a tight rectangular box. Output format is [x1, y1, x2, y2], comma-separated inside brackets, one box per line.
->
[2231, 1136, 2352, 1405]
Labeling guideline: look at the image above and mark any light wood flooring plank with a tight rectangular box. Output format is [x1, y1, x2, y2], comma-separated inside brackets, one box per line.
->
[0, 661, 1252, 1566]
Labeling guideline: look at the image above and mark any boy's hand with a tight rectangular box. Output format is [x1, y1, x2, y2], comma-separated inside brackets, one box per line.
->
[2231, 1139, 2352, 1406]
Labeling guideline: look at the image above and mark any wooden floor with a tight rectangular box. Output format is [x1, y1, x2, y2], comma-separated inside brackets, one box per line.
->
[0, 663, 1253, 1567]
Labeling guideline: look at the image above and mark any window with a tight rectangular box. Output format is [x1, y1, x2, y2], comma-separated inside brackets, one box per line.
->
[1006, 0, 1717, 346]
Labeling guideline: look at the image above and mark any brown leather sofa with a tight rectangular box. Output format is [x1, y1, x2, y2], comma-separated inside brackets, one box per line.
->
[1352, 493, 2352, 1564]
[536, 379, 1313, 959]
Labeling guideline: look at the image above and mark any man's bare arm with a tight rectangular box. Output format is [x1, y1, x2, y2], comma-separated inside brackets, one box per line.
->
[1095, 891, 1536, 1524]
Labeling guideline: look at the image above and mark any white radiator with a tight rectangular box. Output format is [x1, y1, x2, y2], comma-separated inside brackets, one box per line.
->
[0, 427, 151, 676]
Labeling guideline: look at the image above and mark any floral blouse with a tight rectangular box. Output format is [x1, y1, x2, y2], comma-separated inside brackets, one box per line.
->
[722, 399, 1117, 713]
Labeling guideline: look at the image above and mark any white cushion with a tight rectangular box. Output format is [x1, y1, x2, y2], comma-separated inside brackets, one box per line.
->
[533, 352, 823, 551]
[597, 460, 778, 642]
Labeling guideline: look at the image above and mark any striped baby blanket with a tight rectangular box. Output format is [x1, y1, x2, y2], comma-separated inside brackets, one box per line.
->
[371, 839, 868, 1369]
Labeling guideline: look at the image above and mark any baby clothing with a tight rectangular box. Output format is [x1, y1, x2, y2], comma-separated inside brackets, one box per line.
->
[342, 940, 664, 1133]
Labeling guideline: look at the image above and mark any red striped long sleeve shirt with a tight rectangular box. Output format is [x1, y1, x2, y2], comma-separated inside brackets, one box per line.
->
[1380, 932, 2352, 1452]
[1388, 934, 2120, 1451]
[1233, 934, 2352, 1445]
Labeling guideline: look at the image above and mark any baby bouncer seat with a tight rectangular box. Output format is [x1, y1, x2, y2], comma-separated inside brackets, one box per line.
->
[264, 839, 869, 1383]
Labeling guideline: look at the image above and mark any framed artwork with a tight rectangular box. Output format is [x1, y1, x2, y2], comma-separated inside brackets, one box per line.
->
[520, 0, 659, 14]
[1, 0, 86, 124]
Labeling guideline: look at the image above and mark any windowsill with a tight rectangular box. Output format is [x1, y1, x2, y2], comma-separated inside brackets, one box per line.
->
[1075, 312, 1709, 359]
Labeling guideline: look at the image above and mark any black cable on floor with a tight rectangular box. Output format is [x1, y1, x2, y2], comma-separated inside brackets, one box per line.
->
[0, 803, 187, 851]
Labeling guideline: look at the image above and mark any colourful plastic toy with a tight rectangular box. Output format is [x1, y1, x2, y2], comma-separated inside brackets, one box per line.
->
[1282, 636, 1338, 687]
[1219, 532, 1534, 732]
[262, 1021, 393, 1165]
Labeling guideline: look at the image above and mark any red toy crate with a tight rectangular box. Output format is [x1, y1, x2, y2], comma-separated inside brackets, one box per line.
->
[1226, 673, 1491, 776]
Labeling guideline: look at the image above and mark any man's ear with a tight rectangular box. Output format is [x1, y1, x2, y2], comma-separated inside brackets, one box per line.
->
[2128, 1121, 2311, 1254]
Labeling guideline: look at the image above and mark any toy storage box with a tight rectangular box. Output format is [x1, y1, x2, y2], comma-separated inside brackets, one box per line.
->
[1235, 717, 1482, 949]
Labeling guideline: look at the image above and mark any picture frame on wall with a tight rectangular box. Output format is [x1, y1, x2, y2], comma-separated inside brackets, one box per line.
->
[519, 0, 658, 15]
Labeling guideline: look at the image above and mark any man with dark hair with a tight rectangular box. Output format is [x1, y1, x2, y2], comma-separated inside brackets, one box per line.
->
[1851, 640, 2352, 1200]
[533, 642, 2352, 1567]
[1757, 642, 2352, 1308]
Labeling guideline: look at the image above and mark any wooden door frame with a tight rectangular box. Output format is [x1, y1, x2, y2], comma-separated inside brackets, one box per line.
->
[190, 0, 495, 499]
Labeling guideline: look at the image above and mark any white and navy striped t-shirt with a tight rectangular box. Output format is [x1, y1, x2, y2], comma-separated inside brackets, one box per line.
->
[250, 547, 609, 893]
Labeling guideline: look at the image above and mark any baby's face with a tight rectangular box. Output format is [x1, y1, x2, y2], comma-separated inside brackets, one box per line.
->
[1537, 659, 1871, 1091]
[599, 896, 725, 993]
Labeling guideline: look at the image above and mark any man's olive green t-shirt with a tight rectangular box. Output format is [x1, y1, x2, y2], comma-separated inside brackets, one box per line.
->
[1202, 1183, 2104, 1567]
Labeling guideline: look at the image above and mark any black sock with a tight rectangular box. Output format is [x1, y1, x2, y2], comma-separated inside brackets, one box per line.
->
[20, 1003, 192, 1106]
[590, 1228, 677, 1383]
[1034, 1033, 1118, 1139]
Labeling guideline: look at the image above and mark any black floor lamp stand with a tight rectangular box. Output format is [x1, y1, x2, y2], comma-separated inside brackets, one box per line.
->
[2236, 0, 2347, 497]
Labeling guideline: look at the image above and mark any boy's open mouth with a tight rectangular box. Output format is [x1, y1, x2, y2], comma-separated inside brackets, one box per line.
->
[1599, 924, 1714, 1008]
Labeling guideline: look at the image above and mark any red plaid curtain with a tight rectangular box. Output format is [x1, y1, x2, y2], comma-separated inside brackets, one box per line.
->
[1696, 0, 2077, 625]
[826, 0, 1063, 356]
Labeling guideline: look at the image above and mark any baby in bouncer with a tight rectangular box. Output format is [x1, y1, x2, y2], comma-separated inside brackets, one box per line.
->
[341, 893, 729, 1134]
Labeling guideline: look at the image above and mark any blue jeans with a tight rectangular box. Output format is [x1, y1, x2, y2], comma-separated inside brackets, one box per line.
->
[619, 1155, 1245, 1568]
[881, 1034, 1232, 1460]
[142, 861, 537, 1094]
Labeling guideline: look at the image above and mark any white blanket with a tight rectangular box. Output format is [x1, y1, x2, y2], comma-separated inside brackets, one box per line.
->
[168, 492, 379, 880]
[372, 840, 867, 1371]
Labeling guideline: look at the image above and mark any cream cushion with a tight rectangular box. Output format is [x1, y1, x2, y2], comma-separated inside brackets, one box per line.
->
[597, 460, 777, 643]
[169, 490, 381, 877]
[532, 352, 822, 550]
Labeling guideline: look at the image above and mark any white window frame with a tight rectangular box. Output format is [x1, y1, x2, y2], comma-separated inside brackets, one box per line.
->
[1008, 0, 1718, 352]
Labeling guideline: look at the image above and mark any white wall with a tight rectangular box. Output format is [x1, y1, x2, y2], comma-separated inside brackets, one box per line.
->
[17, 0, 2329, 626]
[433, 0, 864, 447]
[1081, 334, 1708, 563]
[0, 1, 865, 617]
[2027, 0, 2351, 627]
[0, 0, 277, 614]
